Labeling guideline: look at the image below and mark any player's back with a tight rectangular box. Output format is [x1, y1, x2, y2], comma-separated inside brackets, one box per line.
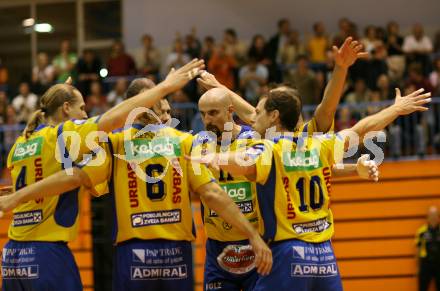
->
[254, 134, 342, 243]
[107, 125, 213, 244]
[7, 118, 99, 242]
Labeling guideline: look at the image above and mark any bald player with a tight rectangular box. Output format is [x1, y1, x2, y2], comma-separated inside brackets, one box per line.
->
[192, 87, 261, 291]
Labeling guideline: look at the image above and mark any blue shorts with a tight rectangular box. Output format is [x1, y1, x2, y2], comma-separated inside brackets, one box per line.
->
[113, 239, 193, 291]
[204, 239, 257, 291]
[254, 239, 343, 291]
[1, 240, 82, 291]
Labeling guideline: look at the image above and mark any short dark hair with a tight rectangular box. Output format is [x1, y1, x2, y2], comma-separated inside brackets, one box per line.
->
[278, 18, 289, 29]
[264, 87, 302, 131]
[224, 28, 237, 38]
[125, 78, 155, 99]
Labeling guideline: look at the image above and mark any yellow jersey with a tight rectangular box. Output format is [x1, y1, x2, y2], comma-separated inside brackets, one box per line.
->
[82, 124, 215, 244]
[192, 125, 259, 242]
[6, 117, 100, 242]
[251, 133, 344, 243]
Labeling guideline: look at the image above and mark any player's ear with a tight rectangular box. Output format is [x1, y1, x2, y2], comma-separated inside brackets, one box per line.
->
[62, 101, 70, 117]
[270, 109, 279, 123]
[228, 104, 234, 114]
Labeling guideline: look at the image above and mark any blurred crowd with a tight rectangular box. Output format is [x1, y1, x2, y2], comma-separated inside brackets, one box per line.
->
[1, 17, 440, 168]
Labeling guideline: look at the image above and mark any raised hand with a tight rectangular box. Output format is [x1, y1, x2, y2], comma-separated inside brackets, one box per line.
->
[356, 154, 379, 182]
[333, 37, 369, 69]
[196, 70, 224, 91]
[393, 88, 431, 115]
[162, 59, 205, 92]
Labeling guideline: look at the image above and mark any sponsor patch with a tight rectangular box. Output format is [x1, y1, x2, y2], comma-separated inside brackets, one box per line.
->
[291, 263, 338, 277]
[131, 265, 187, 280]
[12, 210, 42, 227]
[124, 137, 181, 161]
[1, 265, 39, 279]
[292, 218, 331, 234]
[131, 209, 181, 227]
[282, 149, 322, 172]
[11, 137, 43, 163]
[217, 245, 255, 274]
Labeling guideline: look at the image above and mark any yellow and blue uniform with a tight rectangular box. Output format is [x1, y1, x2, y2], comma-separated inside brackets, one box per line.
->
[81, 124, 214, 291]
[193, 125, 260, 291]
[249, 133, 345, 291]
[2, 117, 100, 291]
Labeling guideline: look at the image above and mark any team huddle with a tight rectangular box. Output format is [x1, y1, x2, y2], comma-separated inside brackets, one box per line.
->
[0, 37, 432, 291]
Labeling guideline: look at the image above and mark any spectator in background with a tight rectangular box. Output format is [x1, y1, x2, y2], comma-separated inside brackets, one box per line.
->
[248, 34, 270, 64]
[239, 56, 269, 105]
[333, 17, 352, 47]
[76, 49, 101, 97]
[138, 34, 161, 82]
[107, 40, 136, 77]
[284, 54, 319, 105]
[31, 52, 54, 94]
[280, 29, 305, 66]
[376, 74, 394, 99]
[185, 29, 202, 59]
[403, 23, 433, 75]
[361, 25, 383, 54]
[0, 58, 7, 88]
[201, 36, 216, 63]
[86, 81, 107, 116]
[406, 63, 433, 93]
[366, 90, 382, 115]
[208, 43, 237, 89]
[53, 39, 77, 83]
[266, 18, 291, 82]
[430, 58, 440, 96]
[307, 22, 329, 65]
[3, 106, 20, 160]
[165, 39, 190, 71]
[12, 82, 38, 124]
[434, 31, 440, 54]
[223, 28, 247, 66]
[386, 21, 405, 82]
[416, 206, 440, 291]
[336, 107, 356, 131]
[344, 78, 370, 117]
[107, 78, 127, 106]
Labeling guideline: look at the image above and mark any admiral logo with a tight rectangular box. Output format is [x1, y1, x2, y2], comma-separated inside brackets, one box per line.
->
[13, 210, 43, 227]
[131, 209, 181, 228]
[124, 137, 181, 161]
[131, 265, 187, 280]
[12, 137, 43, 162]
[291, 263, 338, 277]
[2, 265, 39, 279]
[282, 149, 322, 172]
[293, 218, 331, 234]
[221, 182, 252, 202]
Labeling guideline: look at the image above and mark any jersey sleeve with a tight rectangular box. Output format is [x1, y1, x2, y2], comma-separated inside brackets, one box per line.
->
[300, 117, 335, 136]
[57, 116, 101, 160]
[77, 142, 112, 193]
[248, 140, 274, 184]
[315, 133, 345, 165]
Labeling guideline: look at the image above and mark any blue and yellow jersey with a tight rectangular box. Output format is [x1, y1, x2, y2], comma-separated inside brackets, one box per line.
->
[297, 117, 335, 136]
[6, 117, 100, 242]
[82, 125, 215, 244]
[250, 133, 344, 243]
[192, 125, 259, 242]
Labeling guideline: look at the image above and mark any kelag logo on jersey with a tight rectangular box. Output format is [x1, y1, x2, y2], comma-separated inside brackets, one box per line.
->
[282, 149, 322, 172]
[221, 182, 252, 202]
[124, 137, 181, 161]
[11, 137, 43, 162]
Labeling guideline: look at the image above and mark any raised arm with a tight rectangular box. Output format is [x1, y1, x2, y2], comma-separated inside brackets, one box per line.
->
[340, 88, 431, 149]
[98, 59, 205, 132]
[313, 37, 368, 132]
[0, 168, 92, 216]
[195, 181, 272, 275]
[332, 155, 379, 181]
